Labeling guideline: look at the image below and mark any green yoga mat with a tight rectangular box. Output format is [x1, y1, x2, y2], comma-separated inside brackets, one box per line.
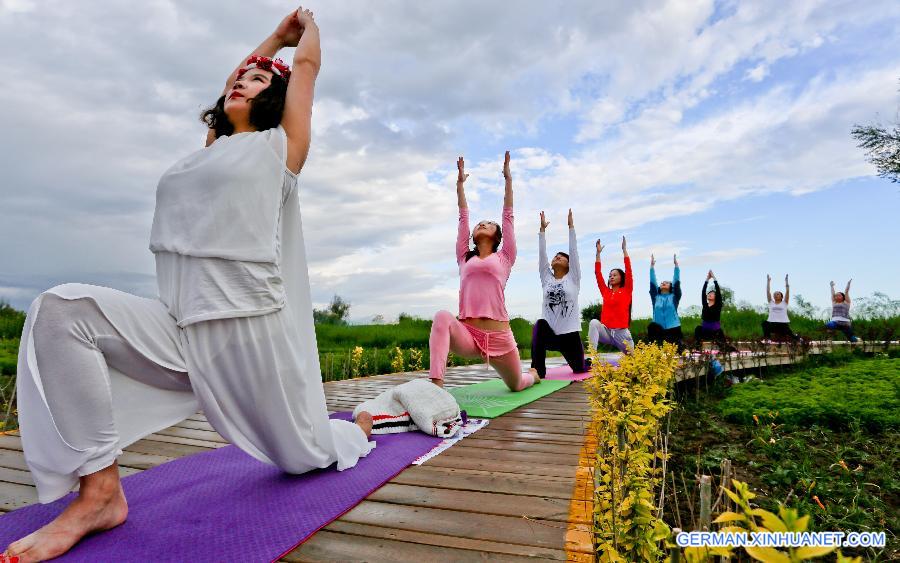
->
[450, 379, 571, 418]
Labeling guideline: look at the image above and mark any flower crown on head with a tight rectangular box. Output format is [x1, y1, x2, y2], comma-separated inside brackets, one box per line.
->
[237, 55, 291, 81]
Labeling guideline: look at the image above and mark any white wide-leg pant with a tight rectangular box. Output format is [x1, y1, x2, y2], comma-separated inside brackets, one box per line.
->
[17, 283, 373, 504]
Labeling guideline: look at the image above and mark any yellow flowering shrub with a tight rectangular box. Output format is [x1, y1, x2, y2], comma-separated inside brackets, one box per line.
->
[349, 345, 366, 377]
[390, 346, 405, 373]
[407, 348, 424, 372]
[585, 342, 678, 562]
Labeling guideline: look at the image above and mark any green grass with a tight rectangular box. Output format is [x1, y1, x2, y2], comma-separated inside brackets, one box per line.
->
[718, 357, 900, 431]
[666, 356, 900, 560]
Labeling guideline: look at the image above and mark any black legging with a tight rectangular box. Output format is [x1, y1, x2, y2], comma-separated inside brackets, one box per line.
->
[531, 319, 587, 378]
[694, 326, 730, 349]
[647, 322, 683, 348]
[761, 321, 799, 341]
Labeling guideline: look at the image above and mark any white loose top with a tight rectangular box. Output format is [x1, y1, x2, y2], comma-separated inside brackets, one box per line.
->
[538, 229, 582, 335]
[767, 300, 790, 323]
[149, 126, 297, 326]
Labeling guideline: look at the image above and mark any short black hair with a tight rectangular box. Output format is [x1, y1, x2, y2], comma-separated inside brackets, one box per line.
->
[555, 252, 569, 261]
[200, 74, 288, 138]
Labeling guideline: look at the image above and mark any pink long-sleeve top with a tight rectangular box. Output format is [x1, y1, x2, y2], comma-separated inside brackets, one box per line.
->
[456, 206, 516, 321]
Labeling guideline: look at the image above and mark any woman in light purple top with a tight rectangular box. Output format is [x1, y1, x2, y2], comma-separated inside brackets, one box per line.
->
[826, 279, 857, 342]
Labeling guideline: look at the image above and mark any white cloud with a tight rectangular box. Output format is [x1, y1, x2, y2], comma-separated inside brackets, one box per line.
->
[745, 63, 770, 82]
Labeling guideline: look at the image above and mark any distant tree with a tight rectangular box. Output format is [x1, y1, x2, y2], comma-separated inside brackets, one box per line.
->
[397, 312, 415, 323]
[581, 301, 601, 322]
[371, 314, 385, 324]
[719, 285, 735, 309]
[853, 292, 900, 320]
[313, 295, 351, 325]
[852, 123, 900, 183]
[681, 305, 701, 317]
[791, 294, 821, 319]
[852, 78, 900, 182]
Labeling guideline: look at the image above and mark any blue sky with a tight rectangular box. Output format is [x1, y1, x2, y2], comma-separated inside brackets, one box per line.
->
[0, 0, 897, 324]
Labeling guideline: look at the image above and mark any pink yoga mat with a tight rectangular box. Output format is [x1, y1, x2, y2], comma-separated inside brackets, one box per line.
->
[544, 353, 621, 381]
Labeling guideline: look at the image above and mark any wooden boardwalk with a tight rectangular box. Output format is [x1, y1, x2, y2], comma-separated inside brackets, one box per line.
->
[675, 340, 898, 382]
[0, 358, 596, 562]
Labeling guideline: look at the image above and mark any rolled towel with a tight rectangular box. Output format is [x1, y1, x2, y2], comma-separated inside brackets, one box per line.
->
[393, 379, 463, 438]
[352, 387, 414, 435]
[352, 379, 463, 438]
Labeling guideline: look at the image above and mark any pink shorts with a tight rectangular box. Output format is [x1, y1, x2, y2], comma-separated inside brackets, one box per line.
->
[463, 324, 518, 364]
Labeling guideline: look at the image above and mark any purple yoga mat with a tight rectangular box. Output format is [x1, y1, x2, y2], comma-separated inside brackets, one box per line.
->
[0, 413, 441, 562]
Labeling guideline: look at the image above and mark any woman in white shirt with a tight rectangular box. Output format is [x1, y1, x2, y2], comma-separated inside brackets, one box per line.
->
[5, 9, 374, 562]
[529, 209, 588, 379]
[762, 274, 800, 342]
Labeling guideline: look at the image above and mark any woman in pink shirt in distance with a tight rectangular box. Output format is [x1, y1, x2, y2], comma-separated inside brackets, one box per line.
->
[428, 152, 539, 391]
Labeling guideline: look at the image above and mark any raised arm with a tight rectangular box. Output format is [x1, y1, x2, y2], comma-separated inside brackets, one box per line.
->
[538, 212, 550, 284]
[784, 274, 790, 304]
[766, 274, 772, 303]
[595, 239, 609, 298]
[456, 156, 469, 209]
[830, 280, 836, 302]
[622, 237, 633, 293]
[845, 279, 852, 303]
[499, 152, 516, 265]
[281, 8, 321, 173]
[649, 254, 658, 302]
[568, 210, 581, 284]
[673, 259, 682, 308]
[502, 150, 513, 208]
[456, 157, 470, 265]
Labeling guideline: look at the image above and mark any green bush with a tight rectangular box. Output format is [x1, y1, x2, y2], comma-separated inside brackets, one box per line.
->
[0, 338, 18, 376]
[718, 358, 900, 431]
[0, 300, 26, 340]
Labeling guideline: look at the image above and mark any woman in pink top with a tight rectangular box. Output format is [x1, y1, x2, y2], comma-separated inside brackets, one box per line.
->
[428, 152, 539, 391]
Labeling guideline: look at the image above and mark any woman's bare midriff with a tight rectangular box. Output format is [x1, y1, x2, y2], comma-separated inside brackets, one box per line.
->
[461, 317, 510, 331]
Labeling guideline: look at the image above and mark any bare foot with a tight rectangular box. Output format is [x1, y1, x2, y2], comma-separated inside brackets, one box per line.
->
[529, 368, 541, 385]
[355, 411, 373, 438]
[4, 464, 128, 563]
[429, 377, 444, 388]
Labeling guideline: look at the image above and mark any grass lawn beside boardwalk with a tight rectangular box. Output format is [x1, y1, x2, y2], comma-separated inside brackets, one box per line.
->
[665, 352, 900, 561]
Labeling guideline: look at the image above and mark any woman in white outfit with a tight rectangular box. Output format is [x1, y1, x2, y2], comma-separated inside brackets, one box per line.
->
[5, 8, 374, 562]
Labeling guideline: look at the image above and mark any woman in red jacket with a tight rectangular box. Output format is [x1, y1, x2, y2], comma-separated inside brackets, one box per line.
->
[588, 236, 634, 353]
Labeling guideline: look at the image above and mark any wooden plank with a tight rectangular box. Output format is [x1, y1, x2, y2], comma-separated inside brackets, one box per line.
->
[285, 521, 574, 562]
[451, 438, 582, 456]
[155, 426, 228, 444]
[282, 527, 564, 562]
[0, 447, 30, 471]
[338, 501, 580, 552]
[0, 434, 23, 451]
[367, 483, 585, 524]
[127, 438, 213, 458]
[470, 429, 585, 446]
[423, 454, 582, 479]
[436, 443, 582, 466]
[0, 466, 35, 486]
[390, 466, 574, 499]
[0, 480, 39, 511]
[137, 433, 225, 450]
